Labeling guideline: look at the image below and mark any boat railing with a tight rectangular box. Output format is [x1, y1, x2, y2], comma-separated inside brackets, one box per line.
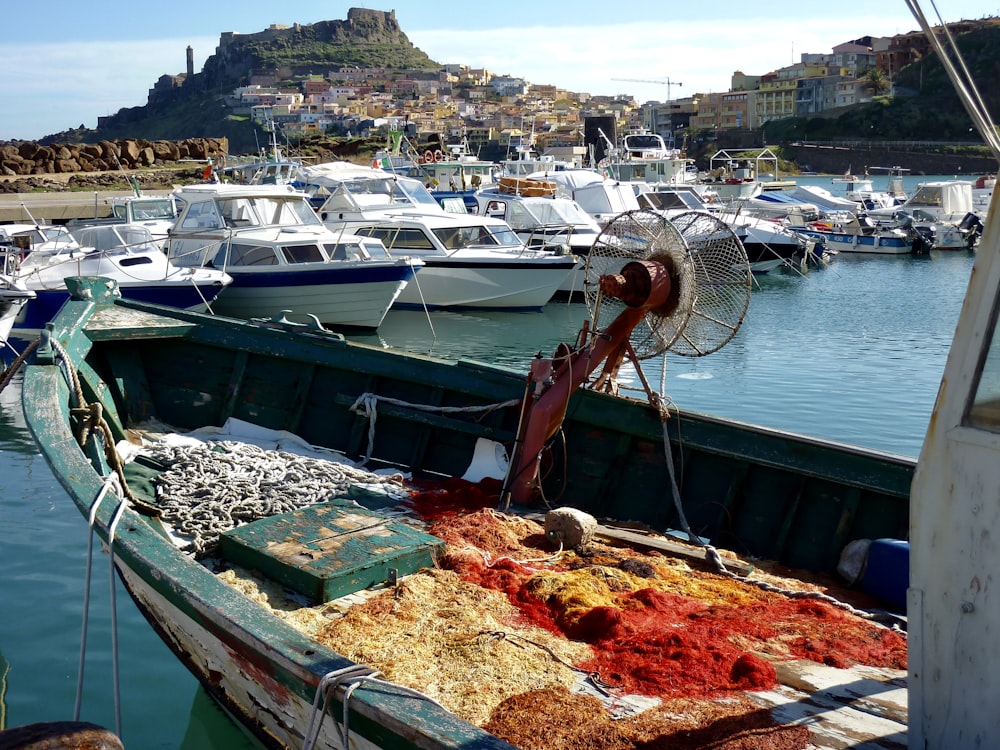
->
[521, 223, 577, 250]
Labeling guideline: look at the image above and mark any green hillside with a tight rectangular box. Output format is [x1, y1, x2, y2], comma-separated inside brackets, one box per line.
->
[42, 9, 437, 154]
[765, 21, 1000, 144]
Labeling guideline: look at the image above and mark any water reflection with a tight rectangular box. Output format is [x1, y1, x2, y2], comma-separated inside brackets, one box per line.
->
[350, 304, 590, 371]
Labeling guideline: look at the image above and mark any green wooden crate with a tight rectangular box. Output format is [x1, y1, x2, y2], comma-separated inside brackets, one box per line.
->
[219, 499, 444, 602]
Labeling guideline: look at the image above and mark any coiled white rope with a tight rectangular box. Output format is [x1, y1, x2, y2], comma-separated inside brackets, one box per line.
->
[143, 440, 409, 556]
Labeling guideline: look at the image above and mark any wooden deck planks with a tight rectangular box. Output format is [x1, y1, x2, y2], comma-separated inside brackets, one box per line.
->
[747, 659, 907, 749]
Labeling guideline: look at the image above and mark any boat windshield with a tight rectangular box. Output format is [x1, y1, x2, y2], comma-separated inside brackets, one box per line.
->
[69, 225, 159, 254]
[638, 191, 704, 211]
[392, 179, 439, 207]
[216, 196, 323, 228]
[625, 134, 667, 151]
[317, 177, 438, 211]
[114, 198, 177, 221]
[904, 186, 945, 208]
[506, 200, 594, 229]
[431, 225, 502, 249]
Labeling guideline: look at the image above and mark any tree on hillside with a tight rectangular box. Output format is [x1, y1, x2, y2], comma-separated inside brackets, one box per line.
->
[861, 68, 891, 97]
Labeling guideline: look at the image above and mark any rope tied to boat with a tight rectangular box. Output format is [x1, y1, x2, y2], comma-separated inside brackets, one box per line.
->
[76, 474, 129, 739]
[43, 336, 152, 513]
[0, 338, 39, 394]
[349, 392, 520, 466]
[302, 664, 445, 750]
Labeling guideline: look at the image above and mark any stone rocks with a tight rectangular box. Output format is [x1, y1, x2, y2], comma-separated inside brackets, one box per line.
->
[0, 137, 227, 177]
[0, 165, 209, 194]
[544, 507, 598, 549]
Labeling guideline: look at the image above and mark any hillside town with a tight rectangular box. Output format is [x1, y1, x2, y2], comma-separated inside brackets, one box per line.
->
[139, 15, 997, 159]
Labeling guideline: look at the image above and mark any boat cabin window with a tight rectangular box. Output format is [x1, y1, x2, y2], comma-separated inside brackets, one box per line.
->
[180, 201, 223, 230]
[486, 200, 507, 219]
[907, 186, 944, 207]
[218, 198, 257, 228]
[505, 203, 538, 230]
[431, 225, 499, 249]
[489, 224, 529, 248]
[356, 227, 435, 251]
[323, 241, 371, 261]
[342, 178, 395, 208]
[281, 244, 325, 264]
[967, 306, 1000, 430]
[249, 197, 323, 227]
[221, 242, 279, 266]
[625, 134, 666, 151]
[118, 198, 176, 221]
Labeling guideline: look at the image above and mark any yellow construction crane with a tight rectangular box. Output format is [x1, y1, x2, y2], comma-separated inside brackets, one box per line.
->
[611, 77, 683, 101]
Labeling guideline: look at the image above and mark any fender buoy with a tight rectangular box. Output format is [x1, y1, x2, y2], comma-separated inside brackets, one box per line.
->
[434, 149, 445, 163]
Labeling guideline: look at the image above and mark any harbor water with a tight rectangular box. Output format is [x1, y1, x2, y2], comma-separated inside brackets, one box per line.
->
[0, 174, 977, 747]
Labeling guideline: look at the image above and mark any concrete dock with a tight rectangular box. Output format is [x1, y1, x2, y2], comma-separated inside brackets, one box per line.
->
[0, 189, 173, 224]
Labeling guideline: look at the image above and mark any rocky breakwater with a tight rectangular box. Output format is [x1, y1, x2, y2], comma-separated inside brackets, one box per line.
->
[0, 137, 228, 194]
[0, 137, 229, 221]
[2, 137, 227, 176]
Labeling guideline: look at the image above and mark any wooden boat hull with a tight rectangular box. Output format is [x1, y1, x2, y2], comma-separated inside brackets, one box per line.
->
[12, 279, 228, 339]
[21, 278, 913, 748]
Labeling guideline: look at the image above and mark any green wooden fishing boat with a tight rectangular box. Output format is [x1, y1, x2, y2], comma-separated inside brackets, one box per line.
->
[20, 211, 914, 749]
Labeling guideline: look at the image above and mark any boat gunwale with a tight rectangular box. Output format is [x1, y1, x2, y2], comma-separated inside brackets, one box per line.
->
[22, 340, 519, 750]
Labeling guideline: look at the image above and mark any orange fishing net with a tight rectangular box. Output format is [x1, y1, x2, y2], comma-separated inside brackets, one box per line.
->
[305, 482, 905, 749]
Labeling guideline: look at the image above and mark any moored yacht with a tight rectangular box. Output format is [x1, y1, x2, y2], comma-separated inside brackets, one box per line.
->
[473, 178, 604, 296]
[636, 185, 822, 272]
[7, 222, 232, 339]
[164, 183, 421, 330]
[302, 162, 577, 310]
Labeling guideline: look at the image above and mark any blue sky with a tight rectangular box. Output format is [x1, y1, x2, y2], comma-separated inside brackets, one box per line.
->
[5, 0, 999, 141]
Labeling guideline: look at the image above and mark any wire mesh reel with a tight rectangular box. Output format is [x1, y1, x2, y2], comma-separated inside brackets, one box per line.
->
[584, 209, 751, 359]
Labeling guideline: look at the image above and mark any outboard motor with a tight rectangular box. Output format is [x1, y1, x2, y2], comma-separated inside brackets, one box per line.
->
[911, 226, 934, 255]
[959, 212, 984, 249]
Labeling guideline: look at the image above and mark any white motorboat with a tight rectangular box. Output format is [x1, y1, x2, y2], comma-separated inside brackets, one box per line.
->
[8, 222, 231, 339]
[867, 180, 983, 224]
[636, 185, 823, 272]
[302, 162, 577, 310]
[473, 178, 603, 295]
[164, 183, 422, 330]
[790, 217, 917, 255]
[408, 138, 499, 193]
[830, 172, 906, 210]
[598, 129, 700, 190]
[0, 264, 33, 348]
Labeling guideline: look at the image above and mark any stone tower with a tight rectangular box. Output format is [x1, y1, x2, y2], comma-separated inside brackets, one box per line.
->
[186, 45, 194, 77]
